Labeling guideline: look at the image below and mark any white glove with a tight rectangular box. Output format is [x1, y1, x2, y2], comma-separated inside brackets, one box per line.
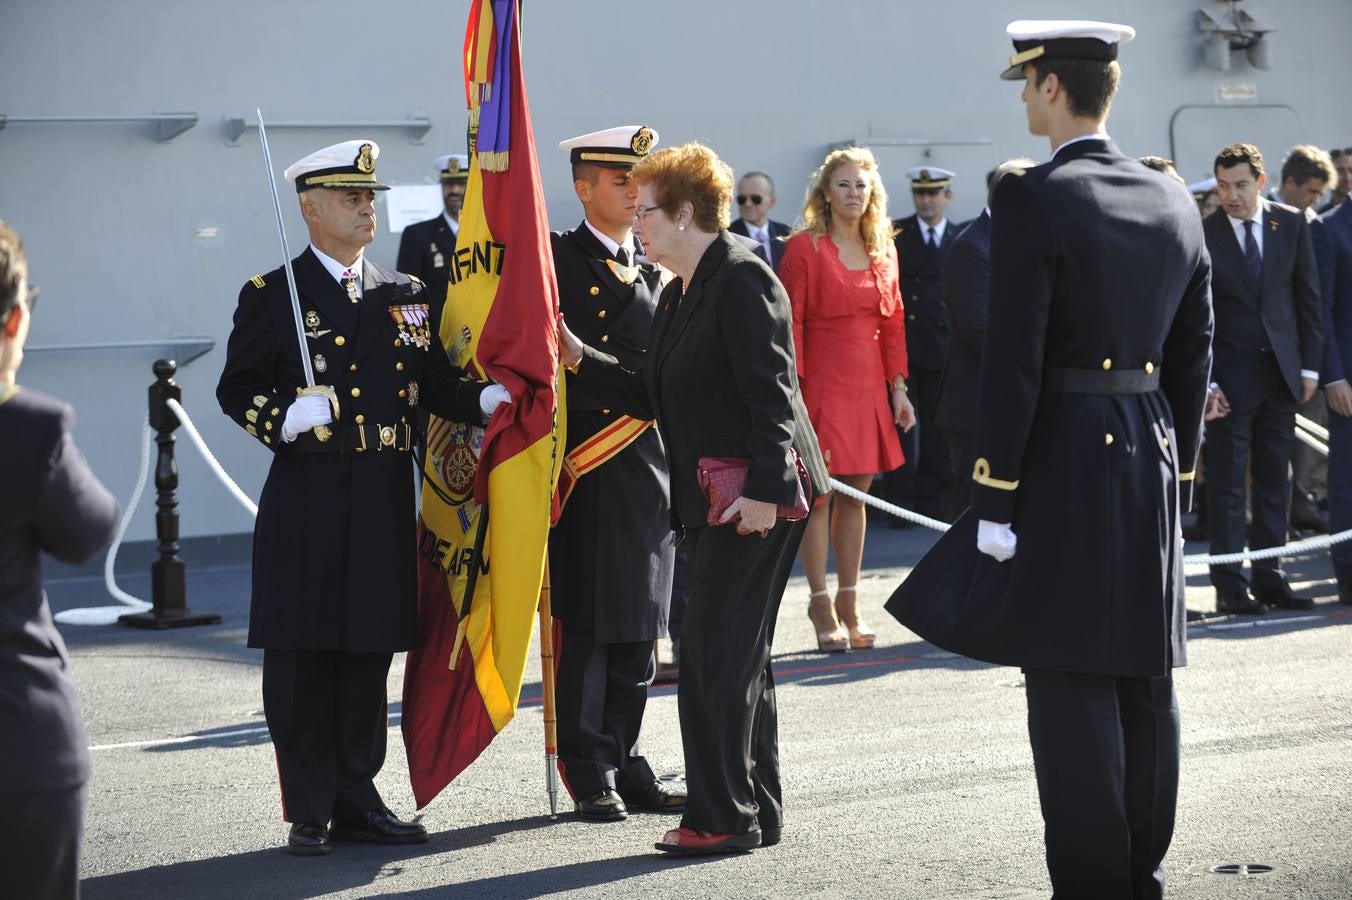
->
[281, 394, 333, 442]
[977, 520, 1017, 562]
[479, 383, 511, 419]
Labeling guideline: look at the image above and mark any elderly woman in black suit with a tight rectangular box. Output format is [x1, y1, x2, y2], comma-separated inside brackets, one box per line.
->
[559, 142, 827, 855]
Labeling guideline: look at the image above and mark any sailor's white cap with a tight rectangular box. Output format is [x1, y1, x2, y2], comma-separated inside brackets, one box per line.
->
[559, 125, 659, 167]
[1187, 176, 1219, 196]
[435, 153, 470, 182]
[906, 166, 956, 190]
[283, 140, 389, 193]
[1001, 20, 1136, 80]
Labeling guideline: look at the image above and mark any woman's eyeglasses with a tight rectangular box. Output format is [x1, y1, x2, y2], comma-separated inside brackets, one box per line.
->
[736, 194, 764, 206]
[634, 205, 665, 221]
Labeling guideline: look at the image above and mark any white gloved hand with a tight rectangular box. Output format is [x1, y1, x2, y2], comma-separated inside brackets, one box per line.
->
[281, 394, 333, 442]
[977, 520, 1017, 562]
[479, 383, 511, 419]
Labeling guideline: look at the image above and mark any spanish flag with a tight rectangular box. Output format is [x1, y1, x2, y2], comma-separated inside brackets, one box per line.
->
[402, 0, 563, 809]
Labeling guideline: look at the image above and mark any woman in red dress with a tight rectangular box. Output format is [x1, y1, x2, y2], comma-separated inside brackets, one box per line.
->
[780, 147, 914, 651]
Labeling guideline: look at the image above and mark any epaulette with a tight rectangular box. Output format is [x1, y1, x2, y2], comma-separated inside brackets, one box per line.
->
[250, 274, 266, 289]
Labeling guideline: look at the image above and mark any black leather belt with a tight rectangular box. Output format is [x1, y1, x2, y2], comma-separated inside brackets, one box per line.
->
[1043, 366, 1160, 394]
[339, 422, 413, 454]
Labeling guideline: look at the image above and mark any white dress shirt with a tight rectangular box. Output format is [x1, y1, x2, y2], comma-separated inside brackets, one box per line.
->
[442, 211, 460, 236]
[584, 218, 635, 262]
[310, 244, 364, 300]
[920, 219, 948, 246]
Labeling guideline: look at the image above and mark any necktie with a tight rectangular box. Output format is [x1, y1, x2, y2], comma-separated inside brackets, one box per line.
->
[1243, 220, 1262, 283]
[615, 246, 631, 268]
[925, 227, 937, 249]
[757, 229, 772, 263]
[342, 268, 359, 303]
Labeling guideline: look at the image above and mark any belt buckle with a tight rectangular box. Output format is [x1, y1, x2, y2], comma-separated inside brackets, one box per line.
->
[378, 425, 397, 450]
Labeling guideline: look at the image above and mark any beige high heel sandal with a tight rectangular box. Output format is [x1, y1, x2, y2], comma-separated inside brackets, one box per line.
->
[808, 589, 849, 653]
[835, 585, 876, 650]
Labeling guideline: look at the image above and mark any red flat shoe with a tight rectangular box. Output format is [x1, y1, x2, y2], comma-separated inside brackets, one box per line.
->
[654, 827, 760, 855]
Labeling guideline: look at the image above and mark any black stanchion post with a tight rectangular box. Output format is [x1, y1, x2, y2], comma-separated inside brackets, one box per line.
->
[120, 359, 222, 629]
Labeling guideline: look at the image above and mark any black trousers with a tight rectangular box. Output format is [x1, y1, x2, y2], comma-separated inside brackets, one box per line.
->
[1206, 356, 1297, 592]
[946, 431, 975, 515]
[883, 366, 954, 519]
[1025, 670, 1180, 900]
[555, 626, 657, 799]
[261, 649, 392, 824]
[678, 518, 806, 835]
[0, 783, 86, 900]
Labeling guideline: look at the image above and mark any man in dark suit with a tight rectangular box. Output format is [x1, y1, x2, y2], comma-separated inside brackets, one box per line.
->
[0, 220, 119, 900]
[217, 141, 507, 856]
[935, 158, 1035, 513]
[728, 171, 790, 271]
[1313, 197, 1352, 604]
[888, 21, 1212, 895]
[885, 166, 958, 521]
[395, 153, 468, 307]
[1204, 143, 1324, 614]
[549, 126, 683, 823]
[1318, 147, 1352, 214]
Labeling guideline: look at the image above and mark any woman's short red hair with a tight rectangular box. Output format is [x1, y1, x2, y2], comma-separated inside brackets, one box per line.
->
[631, 142, 733, 233]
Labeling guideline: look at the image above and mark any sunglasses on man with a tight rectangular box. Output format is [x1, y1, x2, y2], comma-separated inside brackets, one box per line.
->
[736, 194, 764, 206]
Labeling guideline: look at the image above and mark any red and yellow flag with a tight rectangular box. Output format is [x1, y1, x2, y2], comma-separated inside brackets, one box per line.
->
[402, 0, 563, 808]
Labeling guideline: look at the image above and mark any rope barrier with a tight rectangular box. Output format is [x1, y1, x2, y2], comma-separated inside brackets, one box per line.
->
[1293, 427, 1328, 455]
[165, 398, 258, 518]
[1296, 414, 1329, 442]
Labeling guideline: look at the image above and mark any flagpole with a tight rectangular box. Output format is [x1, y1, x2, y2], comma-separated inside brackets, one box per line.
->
[538, 560, 559, 819]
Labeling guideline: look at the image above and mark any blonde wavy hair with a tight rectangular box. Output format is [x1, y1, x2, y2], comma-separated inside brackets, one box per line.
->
[794, 147, 895, 261]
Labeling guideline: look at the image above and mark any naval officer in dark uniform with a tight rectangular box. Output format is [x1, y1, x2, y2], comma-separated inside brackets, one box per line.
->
[396, 152, 468, 307]
[887, 21, 1213, 896]
[885, 166, 959, 521]
[549, 125, 683, 822]
[217, 140, 508, 856]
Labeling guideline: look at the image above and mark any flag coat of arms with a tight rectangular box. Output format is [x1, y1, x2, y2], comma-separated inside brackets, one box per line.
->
[402, 0, 564, 808]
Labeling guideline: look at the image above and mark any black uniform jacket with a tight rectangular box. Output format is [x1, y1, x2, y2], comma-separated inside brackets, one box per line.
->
[888, 139, 1213, 678]
[1203, 199, 1323, 407]
[1314, 199, 1352, 384]
[572, 231, 828, 529]
[397, 214, 458, 313]
[217, 248, 486, 652]
[893, 213, 957, 371]
[934, 212, 990, 436]
[549, 223, 675, 642]
[0, 387, 117, 791]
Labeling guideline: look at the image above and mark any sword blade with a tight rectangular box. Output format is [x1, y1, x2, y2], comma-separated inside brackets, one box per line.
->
[256, 107, 316, 388]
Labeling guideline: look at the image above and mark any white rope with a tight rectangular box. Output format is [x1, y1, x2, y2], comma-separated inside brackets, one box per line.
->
[55, 400, 258, 627]
[54, 417, 154, 626]
[828, 478, 951, 532]
[1293, 426, 1329, 455]
[1185, 527, 1352, 568]
[165, 398, 258, 518]
[1296, 414, 1329, 442]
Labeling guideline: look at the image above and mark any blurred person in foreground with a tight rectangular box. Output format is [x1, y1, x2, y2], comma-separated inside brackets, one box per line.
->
[559, 141, 828, 855]
[1313, 184, 1352, 603]
[0, 220, 119, 900]
[779, 146, 914, 652]
[887, 20, 1213, 895]
[1319, 147, 1352, 214]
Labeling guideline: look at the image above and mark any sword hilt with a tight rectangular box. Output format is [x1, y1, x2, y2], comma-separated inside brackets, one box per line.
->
[298, 384, 341, 443]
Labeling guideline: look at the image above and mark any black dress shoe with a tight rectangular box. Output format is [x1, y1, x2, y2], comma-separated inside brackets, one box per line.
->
[330, 808, 429, 844]
[1216, 588, 1266, 615]
[287, 822, 333, 856]
[1254, 582, 1314, 610]
[758, 822, 782, 847]
[621, 780, 687, 813]
[575, 788, 628, 821]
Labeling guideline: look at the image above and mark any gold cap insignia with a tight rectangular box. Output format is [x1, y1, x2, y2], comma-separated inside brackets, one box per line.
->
[631, 127, 655, 157]
[920, 169, 931, 181]
[448, 158, 461, 173]
[356, 143, 375, 174]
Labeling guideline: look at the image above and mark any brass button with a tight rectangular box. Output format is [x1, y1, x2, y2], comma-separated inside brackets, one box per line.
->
[350, 387, 361, 398]
[394, 339, 402, 347]
[602, 408, 611, 415]
[398, 389, 408, 398]
[1163, 436, 1170, 447]
[349, 363, 358, 372]
[600, 335, 609, 342]
[589, 286, 600, 296]
[334, 336, 346, 347]
[396, 361, 405, 372]
[355, 414, 365, 424]
[1105, 433, 1115, 446]
[1102, 358, 1113, 370]
[598, 310, 607, 319]
[1145, 361, 1154, 374]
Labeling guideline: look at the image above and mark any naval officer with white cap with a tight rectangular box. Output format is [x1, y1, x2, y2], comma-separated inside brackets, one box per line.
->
[548, 125, 684, 823]
[397, 152, 470, 305]
[887, 20, 1213, 895]
[217, 139, 509, 855]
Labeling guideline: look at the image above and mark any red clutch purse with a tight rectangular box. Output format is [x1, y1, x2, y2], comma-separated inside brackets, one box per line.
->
[697, 452, 811, 528]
